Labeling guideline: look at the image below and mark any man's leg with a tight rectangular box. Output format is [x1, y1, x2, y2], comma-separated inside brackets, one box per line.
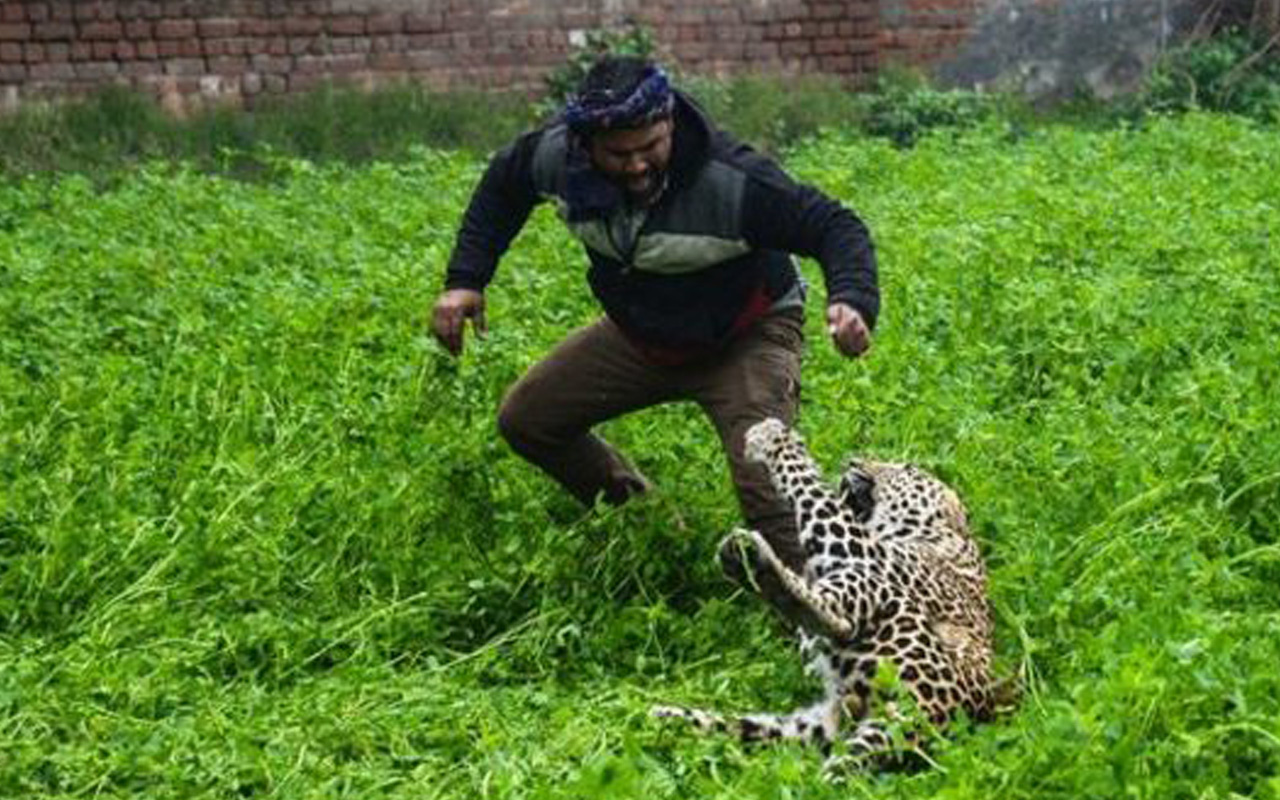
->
[497, 318, 677, 506]
[691, 310, 807, 572]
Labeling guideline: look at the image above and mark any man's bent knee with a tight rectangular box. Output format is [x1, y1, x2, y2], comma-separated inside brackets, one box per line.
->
[496, 384, 540, 454]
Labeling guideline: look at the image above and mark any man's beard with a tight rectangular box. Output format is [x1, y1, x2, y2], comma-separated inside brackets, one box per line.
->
[621, 169, 668, 207]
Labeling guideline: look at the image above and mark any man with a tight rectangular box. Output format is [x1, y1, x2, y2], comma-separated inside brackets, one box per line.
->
[431, 56, 878, 573]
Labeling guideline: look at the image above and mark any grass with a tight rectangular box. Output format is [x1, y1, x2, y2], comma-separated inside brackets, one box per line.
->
[0, 74, 1011, 182]
[2, 111, 1279, 797]
[0, 84, 536, 182]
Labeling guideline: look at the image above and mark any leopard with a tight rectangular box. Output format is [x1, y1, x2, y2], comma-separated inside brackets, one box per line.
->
[652, 417, 996, 767]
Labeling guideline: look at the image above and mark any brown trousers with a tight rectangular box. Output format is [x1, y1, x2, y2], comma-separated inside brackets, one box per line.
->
[497, 309, 806, 571]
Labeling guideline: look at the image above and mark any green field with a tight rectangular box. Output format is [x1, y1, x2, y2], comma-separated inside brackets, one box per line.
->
[2, 112, 1279, 798]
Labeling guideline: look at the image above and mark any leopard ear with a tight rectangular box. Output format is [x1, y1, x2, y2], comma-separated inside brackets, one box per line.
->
[940, 487, 969, 533]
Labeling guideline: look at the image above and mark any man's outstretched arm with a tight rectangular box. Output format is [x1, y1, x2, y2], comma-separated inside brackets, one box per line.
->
[433, 131, 544, 355]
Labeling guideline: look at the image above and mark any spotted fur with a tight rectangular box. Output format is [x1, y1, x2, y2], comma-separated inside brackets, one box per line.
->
[652, 418, 995, 767]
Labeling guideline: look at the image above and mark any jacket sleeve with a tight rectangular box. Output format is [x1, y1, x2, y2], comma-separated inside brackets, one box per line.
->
[739, 160, 880, 330]
[443, 130, 545, 292]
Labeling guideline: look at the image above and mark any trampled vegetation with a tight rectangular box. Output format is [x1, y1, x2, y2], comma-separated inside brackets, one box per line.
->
[2, 113, 1278, 797]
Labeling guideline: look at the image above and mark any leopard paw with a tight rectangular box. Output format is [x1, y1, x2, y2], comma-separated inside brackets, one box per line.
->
[744, 417, 789, 463]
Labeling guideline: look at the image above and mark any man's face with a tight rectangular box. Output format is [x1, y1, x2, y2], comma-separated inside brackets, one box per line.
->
[587, 117, 674, 205]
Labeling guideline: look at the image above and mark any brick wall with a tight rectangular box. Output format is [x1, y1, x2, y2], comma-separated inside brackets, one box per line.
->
[879, 0, 981, 67]
[0, 0, 891, 113]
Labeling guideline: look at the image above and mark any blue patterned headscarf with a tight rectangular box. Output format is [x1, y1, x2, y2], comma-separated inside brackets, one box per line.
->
[563, 65, 675, 136]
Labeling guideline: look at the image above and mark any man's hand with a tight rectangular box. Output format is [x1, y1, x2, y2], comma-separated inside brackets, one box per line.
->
[431, 288, 487, 356]
[826, 303, 871, 359]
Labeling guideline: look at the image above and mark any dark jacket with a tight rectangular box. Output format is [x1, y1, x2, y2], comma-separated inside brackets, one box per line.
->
[445, 91, 879, 352]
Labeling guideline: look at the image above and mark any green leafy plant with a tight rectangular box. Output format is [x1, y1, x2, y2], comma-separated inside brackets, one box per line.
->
[1143, 28, 1280, 120]
[854, 68, 1003, 147]
[3, 113, 1279, 798]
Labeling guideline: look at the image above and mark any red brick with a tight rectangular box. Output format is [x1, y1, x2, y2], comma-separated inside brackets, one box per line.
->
[848, 1, 876, 19]
[26, 4, 49, 22]
[124, 20, 152, 37]
[559, 9, 593, 28]
[282, 16, 322, 35]
[369, 33, 400, 52]
[1, 4, 25, 23]
[29, 61, 75, 79]
[366, 14, 402, 34]
[135, 39, 158, 58]
[207, 55, 247, 74]
[812, 3, 846, 20]
[780, 40, 812, 56]
[34, 21, 75, 39]
[75, 60, 119, 78]
[369, 51, 407, 70]
[213, 37, 253, 56]
[327, 15, 364, 35]
[709, 41, 744, 59]
[0, 62, 26, 80]
[240, 18, 280, 36]
[329, 53, 365, 73]
[815, 38, 849, 55]
[708, 7, 741, 24]
[81, 20, 123, 39]
[120, 2, 162, 19]
[155, 18, 195, 38]
[121, 59, 161, 76]
[772, 0, 807, 21]
[0, 22, 29, 39]
[403, 12, 441, 33]
[289, 71, 328, 91]
[162, 57, 205, 76]
[0, 40, 20, 61]
[160, 0, 193, 16]
[328, 36, 357, 54]
[679, 41, 711, 60]
[819, 54, 855, 72]
[92, 40, 117, 58]
[249, 53, 289, 73]
[198, 18, 240, 37]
